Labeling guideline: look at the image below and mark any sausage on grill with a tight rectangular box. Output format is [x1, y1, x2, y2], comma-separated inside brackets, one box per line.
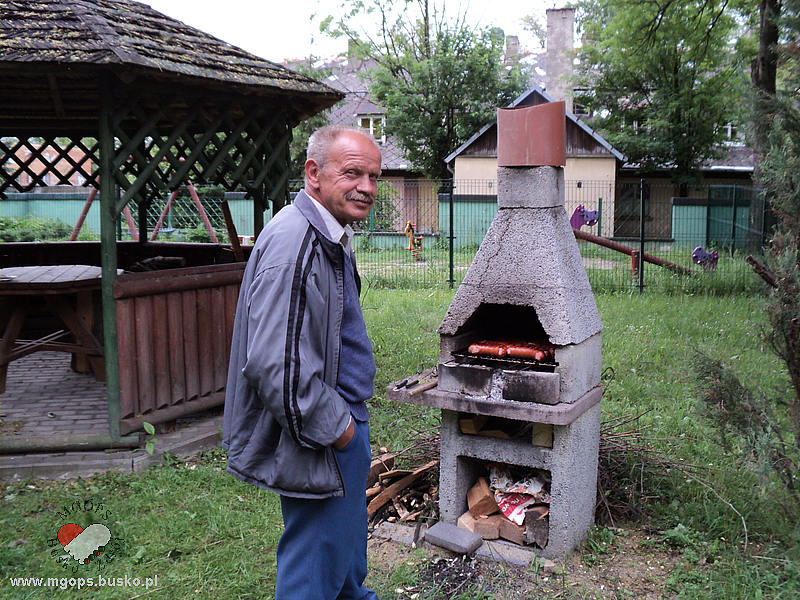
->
[505, 346, 546, 361]
[467, 342, 507, 357]
[467, 339, 555, 362]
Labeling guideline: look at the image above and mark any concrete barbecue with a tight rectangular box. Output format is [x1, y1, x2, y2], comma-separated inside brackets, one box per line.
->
[388, 101, 603, 559]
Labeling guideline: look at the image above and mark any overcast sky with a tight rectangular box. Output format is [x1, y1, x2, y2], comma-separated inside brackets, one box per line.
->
[143, 0, 561, 63]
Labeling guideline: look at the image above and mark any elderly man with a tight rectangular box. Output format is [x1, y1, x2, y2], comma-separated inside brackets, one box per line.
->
[223, 126, 382, 600]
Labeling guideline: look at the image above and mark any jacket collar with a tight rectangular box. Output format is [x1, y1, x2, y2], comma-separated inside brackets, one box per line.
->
[295, 190, 336, 241]
[294, 188, 345, 261]
[294, 189, 361, 293]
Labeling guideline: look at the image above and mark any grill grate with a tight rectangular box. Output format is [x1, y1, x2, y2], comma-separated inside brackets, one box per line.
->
[451, 348, 558, 372]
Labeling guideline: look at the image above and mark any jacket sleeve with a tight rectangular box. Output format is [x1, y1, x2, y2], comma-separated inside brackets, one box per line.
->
[241, 260, 351, 450]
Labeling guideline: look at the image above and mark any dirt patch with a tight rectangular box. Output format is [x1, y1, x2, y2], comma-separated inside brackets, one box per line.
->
[368, 526, 684, 599]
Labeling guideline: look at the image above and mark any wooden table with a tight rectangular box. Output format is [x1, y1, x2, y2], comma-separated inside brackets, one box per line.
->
[0, 265, 110, 393]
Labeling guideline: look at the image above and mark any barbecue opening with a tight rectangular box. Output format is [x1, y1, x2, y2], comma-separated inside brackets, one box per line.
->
[456, 303, 549, 341]
[451, 303, 556, 367]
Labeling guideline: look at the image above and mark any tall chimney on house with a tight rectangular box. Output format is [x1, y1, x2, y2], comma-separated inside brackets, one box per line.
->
[348, 39, 360, 60]
[546, 7, 575, 113]
[504, 35, 520, 66]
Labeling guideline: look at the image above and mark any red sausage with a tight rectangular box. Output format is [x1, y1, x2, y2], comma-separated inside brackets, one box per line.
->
[468, 342, 507, 357]
[506, 346, 546, 361]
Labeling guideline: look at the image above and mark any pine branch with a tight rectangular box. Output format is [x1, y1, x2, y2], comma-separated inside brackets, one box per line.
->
[746, 254, 779, 287]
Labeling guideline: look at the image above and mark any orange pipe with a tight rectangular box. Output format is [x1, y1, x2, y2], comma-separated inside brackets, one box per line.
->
[69, 187, 98, 241]
[187, 182, 219, 243]
[573, 228, 693, 276]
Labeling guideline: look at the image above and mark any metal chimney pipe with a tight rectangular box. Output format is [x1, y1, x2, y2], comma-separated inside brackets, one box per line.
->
[497, 101, 566, 167]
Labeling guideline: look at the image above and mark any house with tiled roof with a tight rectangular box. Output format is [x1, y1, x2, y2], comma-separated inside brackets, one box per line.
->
[447, 7, 761, 244]
[288, 52, 416, 178]
[286, 51, 442, 233]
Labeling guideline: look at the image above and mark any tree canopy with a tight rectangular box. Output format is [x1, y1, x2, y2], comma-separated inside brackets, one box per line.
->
[575, 0, 745, 185]
[323, 0, 526, 179]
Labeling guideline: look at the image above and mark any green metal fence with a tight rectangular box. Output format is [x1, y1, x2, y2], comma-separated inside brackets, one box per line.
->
[1, 179, 769, 292]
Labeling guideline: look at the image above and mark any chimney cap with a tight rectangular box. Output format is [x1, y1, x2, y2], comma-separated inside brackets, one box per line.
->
[497, 101, 566, 167]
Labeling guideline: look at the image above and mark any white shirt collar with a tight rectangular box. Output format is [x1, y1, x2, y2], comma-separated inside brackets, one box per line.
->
[307, 194, 354, 251]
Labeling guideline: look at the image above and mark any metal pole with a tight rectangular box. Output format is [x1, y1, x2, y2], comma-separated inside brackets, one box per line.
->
[99, 74, 121, 441]
[597, 197, 603, 238]
[638, 179, 645, 293]
[730, 185, 738, 250]
[448, 181, 455, 288]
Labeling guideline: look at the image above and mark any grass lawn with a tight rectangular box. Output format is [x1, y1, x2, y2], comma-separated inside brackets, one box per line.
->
[2, 288, 799, 599]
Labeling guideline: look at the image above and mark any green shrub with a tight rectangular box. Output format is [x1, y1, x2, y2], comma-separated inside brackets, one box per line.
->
[0, 216, 73, 242]
[180, 225, 229, 244]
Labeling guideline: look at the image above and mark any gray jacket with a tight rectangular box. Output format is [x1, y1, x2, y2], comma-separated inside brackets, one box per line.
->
[222, 191, 357, 499]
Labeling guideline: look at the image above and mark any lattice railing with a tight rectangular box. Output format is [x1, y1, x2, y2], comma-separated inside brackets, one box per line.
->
[0, 137, 99, 194]
[1, 89, 291, 216]
[105, 88, 291, 215]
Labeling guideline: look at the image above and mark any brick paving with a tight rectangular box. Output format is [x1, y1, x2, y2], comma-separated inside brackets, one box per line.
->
[1, 352, 108, 440]
[0, 352, 223, 480]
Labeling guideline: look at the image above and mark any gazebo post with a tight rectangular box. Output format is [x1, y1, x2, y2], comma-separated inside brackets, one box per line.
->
[253, 186, 265, 238]
[99, 74, 121, 441]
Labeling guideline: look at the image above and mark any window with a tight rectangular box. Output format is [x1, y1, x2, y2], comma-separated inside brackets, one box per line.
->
[722, 122, 743, 145]
[358, 115, 385, 144]
[573, 102, 589, 117]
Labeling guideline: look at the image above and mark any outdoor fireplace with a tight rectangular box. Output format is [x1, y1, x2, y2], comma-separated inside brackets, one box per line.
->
[387, 101, 603, 558]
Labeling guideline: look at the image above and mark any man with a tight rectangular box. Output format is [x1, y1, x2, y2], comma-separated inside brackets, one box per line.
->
[222, 125, 382, 600]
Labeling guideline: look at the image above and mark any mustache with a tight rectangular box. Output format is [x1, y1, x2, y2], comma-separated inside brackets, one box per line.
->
[345, 190, 375, 204]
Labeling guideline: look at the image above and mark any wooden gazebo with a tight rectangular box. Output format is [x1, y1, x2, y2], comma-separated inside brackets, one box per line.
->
[0, 0, 342, 445]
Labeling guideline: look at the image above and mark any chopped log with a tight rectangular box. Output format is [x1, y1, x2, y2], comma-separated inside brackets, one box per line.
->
[498, 516, 526, 545]
[400, 509, 424, 523]
[367, 460, 438, 517]
[524, 506, 550, 549]
[366, 452, 395, 488]
[457, 511, 501, 539]
[379, 469, 413, 482]
[532, 423, 553, 448]
[366, 486, 382, 500]
[459, 414, 489, 435]
[392, 497, 410, 520]
[467, 477, 499, 517]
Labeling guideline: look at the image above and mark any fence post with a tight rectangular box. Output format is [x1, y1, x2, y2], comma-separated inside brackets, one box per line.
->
[597, 197, 602, 237]
[730, 185, 738, 250]
[638, 179, 645, 293]
[448, 180, 455, 288]
[369, 199, 374, 232]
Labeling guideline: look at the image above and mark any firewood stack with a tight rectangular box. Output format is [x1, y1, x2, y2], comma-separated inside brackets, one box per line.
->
[456, 471, 550, 549]
[365, 451, 438, 524]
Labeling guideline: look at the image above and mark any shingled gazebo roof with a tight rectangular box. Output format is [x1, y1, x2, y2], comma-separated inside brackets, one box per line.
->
[0, 0, 343, 133]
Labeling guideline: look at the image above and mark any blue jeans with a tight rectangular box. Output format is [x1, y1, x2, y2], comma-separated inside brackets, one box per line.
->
[275, 419, 378, 600]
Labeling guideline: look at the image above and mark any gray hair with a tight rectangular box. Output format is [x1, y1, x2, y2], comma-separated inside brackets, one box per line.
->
[306, 125, 373, 170]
